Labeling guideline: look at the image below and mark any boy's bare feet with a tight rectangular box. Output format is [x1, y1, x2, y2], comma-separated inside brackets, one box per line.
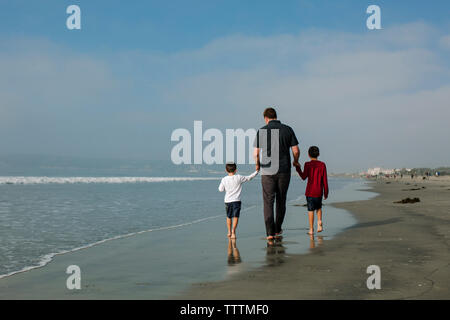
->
[307, 228, 314, 235]
[267, 235, 274, 240]
[231, 233, 236, 239]
[227, 232, 231, 238]
[317, 221, 323, 233]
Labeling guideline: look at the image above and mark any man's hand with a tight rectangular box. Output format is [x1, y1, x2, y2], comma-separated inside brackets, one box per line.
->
[324, 196, 328, 200]
[254, 147, 260, 172]
[291, 145, 300, 168]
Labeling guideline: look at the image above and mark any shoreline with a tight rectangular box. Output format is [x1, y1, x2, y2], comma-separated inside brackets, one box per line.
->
[0, 177, 362, 299]
[1, 177, 447, 299]
[0, 214, 223, 281]
[176, 177, 450, 299]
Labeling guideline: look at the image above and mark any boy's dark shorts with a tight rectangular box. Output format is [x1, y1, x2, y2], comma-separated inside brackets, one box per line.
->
[225, 201, 241, 218]
[306, 196, 322, 211]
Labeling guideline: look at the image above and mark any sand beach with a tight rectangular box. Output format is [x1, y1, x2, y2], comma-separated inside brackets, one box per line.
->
[177, 176, 450, 299]
[0, 177, 448, 300]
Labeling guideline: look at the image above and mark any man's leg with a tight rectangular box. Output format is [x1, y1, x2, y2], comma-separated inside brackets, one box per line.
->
[275, 172, 291, 234]
[262, 175, 276, 238]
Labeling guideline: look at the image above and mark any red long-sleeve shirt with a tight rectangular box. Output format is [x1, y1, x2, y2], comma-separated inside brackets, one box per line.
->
[295, 160, 329, 198]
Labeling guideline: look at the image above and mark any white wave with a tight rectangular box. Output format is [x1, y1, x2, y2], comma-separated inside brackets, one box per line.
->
[0, 205, 257, 280]
[0, 176, 220, 185]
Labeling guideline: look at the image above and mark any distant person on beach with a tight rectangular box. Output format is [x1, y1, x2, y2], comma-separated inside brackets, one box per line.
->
[254, 107, 300, 240]
[294, 146, 329, 235]
[218, 162, 258, 239]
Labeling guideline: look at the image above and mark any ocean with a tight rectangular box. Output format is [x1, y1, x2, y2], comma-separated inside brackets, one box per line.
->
[0, 157, 375, 298]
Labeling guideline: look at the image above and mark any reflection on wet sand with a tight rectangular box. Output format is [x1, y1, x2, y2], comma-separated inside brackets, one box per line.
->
[227, 238, 241, 265]
[309, 234, 324, 249]
[226, 238, 243, 277]
[264, 234, 325, 267]
[266, 238, 286, 266]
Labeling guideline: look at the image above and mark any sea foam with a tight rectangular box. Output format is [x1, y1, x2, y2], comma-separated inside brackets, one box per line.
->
[0, 176, 220, 185]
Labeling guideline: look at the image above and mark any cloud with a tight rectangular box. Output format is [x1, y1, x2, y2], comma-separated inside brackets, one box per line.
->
[155, 23, 450, 170]
[439, 34, 450, 50]
[0, 38, 119, 122]
[1, 22, 449, 170]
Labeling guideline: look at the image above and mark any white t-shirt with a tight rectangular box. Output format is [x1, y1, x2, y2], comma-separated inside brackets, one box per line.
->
[218, 171, 259, 203]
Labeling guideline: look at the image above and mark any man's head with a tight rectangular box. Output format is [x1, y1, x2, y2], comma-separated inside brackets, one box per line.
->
[226, 162, 237, 174]
[263, 107, 277, 124]
[308, 146, 320, 159]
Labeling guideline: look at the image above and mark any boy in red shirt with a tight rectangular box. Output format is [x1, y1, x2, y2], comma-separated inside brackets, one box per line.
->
[294, 146, 329, 235]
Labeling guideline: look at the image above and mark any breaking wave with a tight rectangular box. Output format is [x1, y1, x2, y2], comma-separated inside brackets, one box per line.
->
[0, 176, 220, 185]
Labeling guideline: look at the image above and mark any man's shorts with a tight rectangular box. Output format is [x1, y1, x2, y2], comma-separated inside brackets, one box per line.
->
[306, 196, 322, 211]
[225, 201, 241, 218]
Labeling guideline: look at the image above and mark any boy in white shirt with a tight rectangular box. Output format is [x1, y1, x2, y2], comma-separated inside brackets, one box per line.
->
[218, 162, 259, 239]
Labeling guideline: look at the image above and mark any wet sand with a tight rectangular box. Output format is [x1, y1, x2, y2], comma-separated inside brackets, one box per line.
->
[177, 177, 450, 299]
[0, 178, 363, 299]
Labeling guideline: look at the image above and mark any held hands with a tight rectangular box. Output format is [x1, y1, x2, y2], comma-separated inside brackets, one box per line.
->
[292, 161, 300, 168]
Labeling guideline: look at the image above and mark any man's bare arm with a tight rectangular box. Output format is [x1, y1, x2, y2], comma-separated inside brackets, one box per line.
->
[292, 145, 300, 167]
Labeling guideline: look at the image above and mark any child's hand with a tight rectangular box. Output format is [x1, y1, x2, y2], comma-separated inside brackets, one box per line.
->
[293, 161, 300, 168]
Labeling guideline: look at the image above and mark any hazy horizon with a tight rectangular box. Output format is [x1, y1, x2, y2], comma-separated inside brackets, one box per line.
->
[0, 153, 448, 175]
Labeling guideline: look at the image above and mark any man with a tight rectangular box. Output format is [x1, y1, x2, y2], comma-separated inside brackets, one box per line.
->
[254, 107, 299, 240]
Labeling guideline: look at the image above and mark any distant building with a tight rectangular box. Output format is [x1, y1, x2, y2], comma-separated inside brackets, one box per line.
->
[366, 167, 396, 176]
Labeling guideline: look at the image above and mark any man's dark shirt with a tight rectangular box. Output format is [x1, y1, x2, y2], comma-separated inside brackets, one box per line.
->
[255, 120, 299, 174]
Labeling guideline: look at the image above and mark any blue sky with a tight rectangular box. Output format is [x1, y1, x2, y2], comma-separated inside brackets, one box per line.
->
[1, 1, 450, 172]
[2, 0, 449, 52]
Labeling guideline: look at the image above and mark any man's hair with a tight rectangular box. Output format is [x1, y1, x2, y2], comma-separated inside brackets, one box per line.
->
[308, 146, 320, 158]
[226, 162, 237, 173]
[263, 107, 277, 119]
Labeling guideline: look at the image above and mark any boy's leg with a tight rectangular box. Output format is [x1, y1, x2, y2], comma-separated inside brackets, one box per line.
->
[317, 208, 323, 232]
[307, 211, 314, 235]
[226, 217, 232, 237]
[231, 217, 239, 238]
